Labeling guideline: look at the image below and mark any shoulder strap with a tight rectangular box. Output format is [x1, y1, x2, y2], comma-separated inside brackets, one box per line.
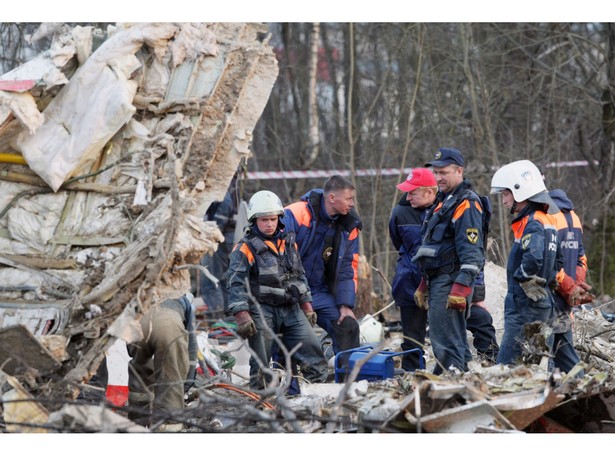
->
[308, 192, 323, 215]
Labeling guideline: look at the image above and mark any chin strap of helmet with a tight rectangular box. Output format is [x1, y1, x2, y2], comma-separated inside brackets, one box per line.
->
[510, 200, 517, 215]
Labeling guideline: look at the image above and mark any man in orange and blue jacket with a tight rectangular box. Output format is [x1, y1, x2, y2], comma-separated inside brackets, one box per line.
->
[550, 188, 594, 373]
[491, 160, 563, 367]
[283, 175, 362, 354]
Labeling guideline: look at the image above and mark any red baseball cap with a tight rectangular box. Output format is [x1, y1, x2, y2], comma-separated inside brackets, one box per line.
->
[396, 168, 437, 192]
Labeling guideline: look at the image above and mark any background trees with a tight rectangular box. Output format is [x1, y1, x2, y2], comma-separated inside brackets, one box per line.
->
[250, 22, 615, 300]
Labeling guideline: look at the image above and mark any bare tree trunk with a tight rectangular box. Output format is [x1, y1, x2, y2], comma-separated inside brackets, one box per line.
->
[346, 23, 361, 237]
[306, 22, 320, 168]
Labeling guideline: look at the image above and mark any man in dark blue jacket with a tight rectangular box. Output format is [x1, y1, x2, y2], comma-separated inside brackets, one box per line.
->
[199, 177, 238, 320]
[283, 175, 362, 354]
[412, 148, 486, 374]
[549, 189, 593, 373]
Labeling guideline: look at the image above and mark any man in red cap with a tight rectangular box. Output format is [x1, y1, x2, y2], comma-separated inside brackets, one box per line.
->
[389, 168, 438, 371]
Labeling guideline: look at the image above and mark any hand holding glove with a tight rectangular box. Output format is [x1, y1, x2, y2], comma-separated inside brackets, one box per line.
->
[519, 275, 548, 301]
[447, 283, 472, 312]
[300, 302, 317, 327]
[414, 278, 429, 310]
[234, 310, 256, 338]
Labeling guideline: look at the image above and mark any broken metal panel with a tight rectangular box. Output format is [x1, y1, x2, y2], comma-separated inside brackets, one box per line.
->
[47, 404, 147, 432]
[1, 372, 50, 433]
[0, 325, 62, 376]
[0, 299, 70, 336]
[166, 52, 225, 102]
[495, 387, 564, 431]
[419, 400, 517, 433]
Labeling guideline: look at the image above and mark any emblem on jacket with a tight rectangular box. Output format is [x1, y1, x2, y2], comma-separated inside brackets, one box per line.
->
[466, 228, 478, 244]
[323, 247, 333, 261]
[521, 234, 531, 249]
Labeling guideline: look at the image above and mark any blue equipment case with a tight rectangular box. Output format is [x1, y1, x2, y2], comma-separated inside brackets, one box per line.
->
[334, 344, 424, 383]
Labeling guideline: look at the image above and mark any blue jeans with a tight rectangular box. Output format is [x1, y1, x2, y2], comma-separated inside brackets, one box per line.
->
[553, 329, 581, 374]
[399, 304, 427, 371]
[497, 290, 554, 366]
[427, 273, 471, 375]
[247, 303, 328, 389]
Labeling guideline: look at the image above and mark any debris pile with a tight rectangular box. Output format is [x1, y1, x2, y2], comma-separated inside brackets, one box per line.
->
[0, 22, 278, 416]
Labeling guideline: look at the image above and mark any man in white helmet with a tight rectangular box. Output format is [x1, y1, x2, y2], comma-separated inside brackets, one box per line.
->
[490, 160, 563, 366]
[227, 190, 328, 390]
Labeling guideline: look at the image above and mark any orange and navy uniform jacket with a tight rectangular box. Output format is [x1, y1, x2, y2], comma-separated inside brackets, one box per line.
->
[412, 179, 485, 288]
[226, 228, 311, 315]
[282, 189, 361, 309]
[507, 203, 563, 302]
[549, 189, 588, 311]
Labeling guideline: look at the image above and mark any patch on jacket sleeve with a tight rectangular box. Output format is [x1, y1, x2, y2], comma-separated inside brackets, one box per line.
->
[521, 234, 531, 249]
[466, 228, 479, 244]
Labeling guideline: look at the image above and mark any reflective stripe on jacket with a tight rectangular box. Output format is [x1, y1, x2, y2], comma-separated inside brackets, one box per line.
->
[282, 189, 361, 308]
[412, 179, 485, 287]
[507, 204, 562, 301]
[227, 230, 311, 315]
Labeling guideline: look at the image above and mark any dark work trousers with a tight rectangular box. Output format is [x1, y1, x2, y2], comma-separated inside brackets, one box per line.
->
[247, 303, 328, 390]
[466, 304, 500, 364]
[553, 328, 581, 374]
[199, 241, 232, 318]
[399, 304, 428, 371]
[428, 272, 472, 375]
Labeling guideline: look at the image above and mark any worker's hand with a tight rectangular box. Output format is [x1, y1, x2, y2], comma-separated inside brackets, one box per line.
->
[575, 265, 587, 284]
[519, 275, 548, 301]
[414, 278, 429, 310]
[446, 282, 471, 312]
[337, 305, 356, 325]
[234, 310, 256, 338]
[300, 302, 317, 327]
[566, 282, 596, 307]
[557, 274, 594, 306]
[571, 288, 595, 306]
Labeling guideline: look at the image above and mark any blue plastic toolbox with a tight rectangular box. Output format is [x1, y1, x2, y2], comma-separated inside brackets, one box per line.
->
[334, 344, 424, 382]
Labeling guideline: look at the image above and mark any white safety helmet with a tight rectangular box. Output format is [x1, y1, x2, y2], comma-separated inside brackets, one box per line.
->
[247, 190, 285, 221]
[359, 314, 384, 344]
[490, 160, 546, 202]
[490, 160, 558, 213]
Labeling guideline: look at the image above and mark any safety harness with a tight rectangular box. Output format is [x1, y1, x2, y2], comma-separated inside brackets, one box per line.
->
[243, 230, 309, 306]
